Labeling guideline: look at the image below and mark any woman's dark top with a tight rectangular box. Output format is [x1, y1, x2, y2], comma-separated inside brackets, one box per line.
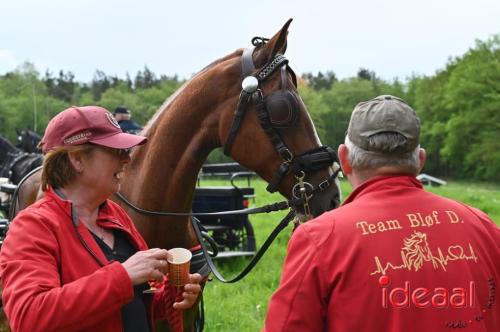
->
[92, 230, 150, 332]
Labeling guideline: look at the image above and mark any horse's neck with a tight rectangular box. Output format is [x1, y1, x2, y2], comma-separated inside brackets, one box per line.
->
[120, 87, 218, 248]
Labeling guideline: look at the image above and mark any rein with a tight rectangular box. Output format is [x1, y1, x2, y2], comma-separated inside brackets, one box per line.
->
[114, 189, 298, 283]
[113, 165, 341, 284]
[191, 211, 295, 283]
[114, 164, 341, 218]
[115, 191, 293, 217]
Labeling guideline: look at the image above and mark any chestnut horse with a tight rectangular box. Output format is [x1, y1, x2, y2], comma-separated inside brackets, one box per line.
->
[7, 19, 341, 331]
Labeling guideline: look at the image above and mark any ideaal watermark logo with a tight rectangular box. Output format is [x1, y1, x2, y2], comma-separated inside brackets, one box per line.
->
[378, 275, 475, 309]
[378, 276, 496, 329]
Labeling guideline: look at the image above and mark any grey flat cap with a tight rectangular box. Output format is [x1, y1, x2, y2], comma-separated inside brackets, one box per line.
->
[347, 95, 420, 153]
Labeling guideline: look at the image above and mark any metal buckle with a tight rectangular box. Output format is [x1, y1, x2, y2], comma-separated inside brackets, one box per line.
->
[318, 180, 330, 191]
[280, 148, 294, 163]
[292, 171, 313, 219]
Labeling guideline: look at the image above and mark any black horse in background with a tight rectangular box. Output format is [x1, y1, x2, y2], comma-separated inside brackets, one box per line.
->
[0, 131, 42, 185]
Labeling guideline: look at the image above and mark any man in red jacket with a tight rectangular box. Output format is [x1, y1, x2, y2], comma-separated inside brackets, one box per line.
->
[264, 95, 500, 331]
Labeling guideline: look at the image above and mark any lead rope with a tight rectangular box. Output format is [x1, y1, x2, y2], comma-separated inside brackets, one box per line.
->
[191, 210, 296, 283]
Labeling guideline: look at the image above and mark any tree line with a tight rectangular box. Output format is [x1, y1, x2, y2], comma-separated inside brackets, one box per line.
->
[0, 34, 498, 182]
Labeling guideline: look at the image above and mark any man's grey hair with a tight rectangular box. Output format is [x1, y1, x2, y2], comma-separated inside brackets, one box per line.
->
[345, 133, 420, 174]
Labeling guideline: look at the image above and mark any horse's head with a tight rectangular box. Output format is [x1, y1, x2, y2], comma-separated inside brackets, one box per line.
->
[211, 19, 341, 218]
[17, 128, 41, 153]
[402, 232, 432, 271]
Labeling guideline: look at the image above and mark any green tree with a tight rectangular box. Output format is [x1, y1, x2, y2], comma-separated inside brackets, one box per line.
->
[321, 78, 377, 148]
[0, 63, 67, 140]
[357, 68, 376, 81]
[302, 71, 337, 90]
[441, 36, 500, 181]
[91, 70, 111, 101]
[43, 70, 78, 103]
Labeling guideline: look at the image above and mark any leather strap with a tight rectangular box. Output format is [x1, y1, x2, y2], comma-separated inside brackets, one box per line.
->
[223, 92, 252, 156]
[190, 210, 295, 283]
[115, 191, 297, 217]
[280, 65, 287, 91]
[241, 48, 256, 77]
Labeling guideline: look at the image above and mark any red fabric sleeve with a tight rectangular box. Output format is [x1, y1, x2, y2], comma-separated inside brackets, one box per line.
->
[263, 225, 327, 332]
[0, 211, 134, 332]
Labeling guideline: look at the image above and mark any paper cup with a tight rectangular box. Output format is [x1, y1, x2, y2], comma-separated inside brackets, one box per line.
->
[167, 248, 192, 287]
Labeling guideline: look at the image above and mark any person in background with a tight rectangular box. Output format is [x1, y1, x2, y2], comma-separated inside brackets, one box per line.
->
[0, 106, 202, 332]
[263, 95, 500, 331]
[114, 106, 142, 134]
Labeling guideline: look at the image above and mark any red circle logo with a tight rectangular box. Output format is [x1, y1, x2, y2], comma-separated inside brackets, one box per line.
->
[378, 275, 390, 286]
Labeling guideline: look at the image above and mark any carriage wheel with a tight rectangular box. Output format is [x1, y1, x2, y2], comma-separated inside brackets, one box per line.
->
[242, 218, 256, 252]
[211, 218, 256, 252]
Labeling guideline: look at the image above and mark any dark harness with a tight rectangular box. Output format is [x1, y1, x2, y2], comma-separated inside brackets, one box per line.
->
[223, 43, 339, 217]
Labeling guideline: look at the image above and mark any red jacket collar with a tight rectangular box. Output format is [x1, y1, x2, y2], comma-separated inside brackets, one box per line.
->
[342, 175, 423, 206]
[44, 186, 123, 226]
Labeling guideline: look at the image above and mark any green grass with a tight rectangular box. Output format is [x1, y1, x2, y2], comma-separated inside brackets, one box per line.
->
[426, 181, 500, 223]
[200, 178, 499, 331]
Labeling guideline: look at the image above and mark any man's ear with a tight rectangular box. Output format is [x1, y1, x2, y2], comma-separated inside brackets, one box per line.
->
[418, 148, 426, 172]
[338, 144, 352, 175]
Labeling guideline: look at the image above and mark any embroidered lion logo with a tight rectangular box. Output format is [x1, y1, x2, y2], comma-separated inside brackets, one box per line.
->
[401, 231, 432, 271]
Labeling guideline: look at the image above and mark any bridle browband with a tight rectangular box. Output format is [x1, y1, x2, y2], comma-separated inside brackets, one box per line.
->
[223, 42, 340, 217]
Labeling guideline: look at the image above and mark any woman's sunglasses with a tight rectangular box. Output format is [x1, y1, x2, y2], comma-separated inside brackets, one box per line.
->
[99, 146, 132, 158]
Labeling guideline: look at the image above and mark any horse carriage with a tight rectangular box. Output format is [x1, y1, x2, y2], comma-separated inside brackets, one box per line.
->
[0, 129, 42, 186]
[0, 19, 342, 331]
[0, 129, 43, 247]
[194, 162, 257, 257]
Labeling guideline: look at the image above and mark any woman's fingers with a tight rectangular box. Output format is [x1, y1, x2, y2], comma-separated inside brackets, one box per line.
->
[183, 282, 201, 294]
[150, 269, 164, 282]
[173, 292, 198, 310]
[154, 258, 169, 274]
[172, 274, 203, 310]
[188, 273, 202, 284]
[148, 249, 170, 260]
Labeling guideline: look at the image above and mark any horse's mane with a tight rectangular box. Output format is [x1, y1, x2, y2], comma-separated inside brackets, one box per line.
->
[141, 49, 243, 134]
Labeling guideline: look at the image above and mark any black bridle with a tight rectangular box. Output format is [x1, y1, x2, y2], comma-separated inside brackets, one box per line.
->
[223, 43, 340, 217]
[110, 44, 342, 285]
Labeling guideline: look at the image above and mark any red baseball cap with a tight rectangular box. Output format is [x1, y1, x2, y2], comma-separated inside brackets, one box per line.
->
[40, 106, 147, 153]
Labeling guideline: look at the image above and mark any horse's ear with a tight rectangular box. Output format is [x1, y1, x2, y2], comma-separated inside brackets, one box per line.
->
[255, 18, 292, 65]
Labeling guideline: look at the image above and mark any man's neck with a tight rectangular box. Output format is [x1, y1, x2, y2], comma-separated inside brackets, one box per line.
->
[348, 167, 417, 189]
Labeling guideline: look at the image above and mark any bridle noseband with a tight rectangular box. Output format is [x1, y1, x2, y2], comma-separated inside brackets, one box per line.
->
[223, 43, 341, 218]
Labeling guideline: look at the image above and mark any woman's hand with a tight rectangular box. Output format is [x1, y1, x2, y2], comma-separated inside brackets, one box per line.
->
[122, 248, 172, 285]
[173, 273, 203, 310]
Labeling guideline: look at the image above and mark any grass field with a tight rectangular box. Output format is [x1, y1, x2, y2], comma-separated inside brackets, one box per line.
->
[200, 178, 500, 331]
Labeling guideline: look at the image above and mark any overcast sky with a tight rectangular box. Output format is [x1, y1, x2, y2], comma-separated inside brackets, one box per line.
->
[1, 0, 499, 83]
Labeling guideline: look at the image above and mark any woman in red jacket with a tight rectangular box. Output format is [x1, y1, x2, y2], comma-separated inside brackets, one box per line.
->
[0, 106, 202, 332]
